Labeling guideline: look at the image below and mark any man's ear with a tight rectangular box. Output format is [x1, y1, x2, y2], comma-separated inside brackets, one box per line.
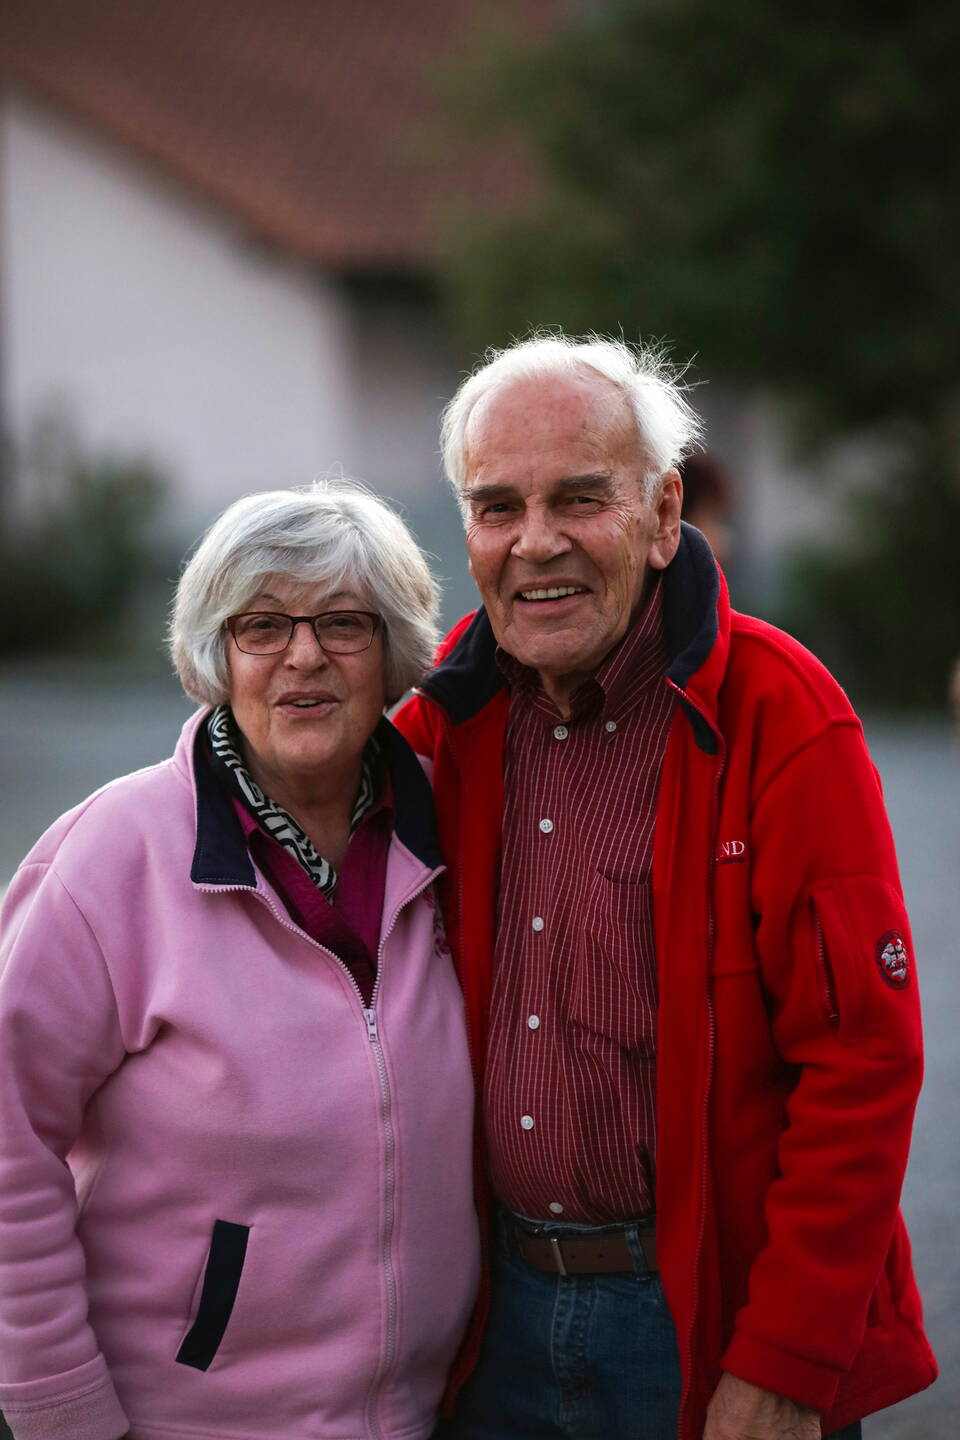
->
[647, 470, 683, 572]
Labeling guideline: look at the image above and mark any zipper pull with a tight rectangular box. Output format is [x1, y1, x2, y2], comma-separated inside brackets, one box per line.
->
[363, 1007, 378, 1042]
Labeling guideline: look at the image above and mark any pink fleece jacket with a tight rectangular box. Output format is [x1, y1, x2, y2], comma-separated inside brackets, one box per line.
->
[0, 710, 479, 1440]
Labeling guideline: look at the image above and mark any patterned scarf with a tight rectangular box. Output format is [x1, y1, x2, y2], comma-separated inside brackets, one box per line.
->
[206, 704, 380, 898]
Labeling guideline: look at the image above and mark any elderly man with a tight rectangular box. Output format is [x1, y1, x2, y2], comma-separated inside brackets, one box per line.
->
[396, 335, 936, 1440]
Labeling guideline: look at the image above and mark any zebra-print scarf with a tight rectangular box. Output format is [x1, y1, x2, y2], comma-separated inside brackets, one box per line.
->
[206, 704, 380, 899]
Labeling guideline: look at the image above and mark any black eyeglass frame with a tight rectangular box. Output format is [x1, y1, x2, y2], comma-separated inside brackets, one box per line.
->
[226, 610, 382, 656]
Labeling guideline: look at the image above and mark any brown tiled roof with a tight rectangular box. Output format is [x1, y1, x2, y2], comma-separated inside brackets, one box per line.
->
[0, 0, 563, 272]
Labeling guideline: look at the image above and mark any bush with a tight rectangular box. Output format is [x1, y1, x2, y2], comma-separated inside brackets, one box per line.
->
[0, 444, 169, 656]
[776, 440, 960, 711]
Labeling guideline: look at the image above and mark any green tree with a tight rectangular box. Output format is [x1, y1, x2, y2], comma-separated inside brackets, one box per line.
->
[439, 0, 960, 704]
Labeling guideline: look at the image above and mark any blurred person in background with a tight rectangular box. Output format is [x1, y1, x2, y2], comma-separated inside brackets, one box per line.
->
[678, 450, 736, 566]
[0, 481, 478, 1440]
[397, 335, 936, 1440]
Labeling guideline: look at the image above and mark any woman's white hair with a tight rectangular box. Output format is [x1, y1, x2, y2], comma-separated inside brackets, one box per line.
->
[169, 479, 439, 708]
[440, 332, 703, 508]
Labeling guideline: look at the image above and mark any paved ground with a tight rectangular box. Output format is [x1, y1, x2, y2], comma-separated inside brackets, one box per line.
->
[858, 719, 958, 1437]
[0, 664, 956, 1434]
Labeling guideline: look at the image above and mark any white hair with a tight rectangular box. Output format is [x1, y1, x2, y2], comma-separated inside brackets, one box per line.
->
[169, 479, 439, 708]
[440, 332, 703, 509]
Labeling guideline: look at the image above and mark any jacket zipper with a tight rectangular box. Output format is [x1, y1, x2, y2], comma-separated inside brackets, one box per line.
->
[666, 680, 725, 1440]
[197, 870, 440, 1440]
[812, 903, 840, 1028]
[362, 882, 438, 1440]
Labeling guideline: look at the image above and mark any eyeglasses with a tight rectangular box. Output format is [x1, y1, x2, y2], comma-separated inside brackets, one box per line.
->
[227, 610, 381, 656]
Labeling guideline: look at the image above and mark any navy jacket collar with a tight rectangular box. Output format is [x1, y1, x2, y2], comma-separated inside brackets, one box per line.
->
[419, 523, 721, 743]
[190, 715, 442, 886]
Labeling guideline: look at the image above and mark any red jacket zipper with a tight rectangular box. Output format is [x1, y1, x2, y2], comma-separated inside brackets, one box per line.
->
[667, 678, 725, 1440]
[812, 903, 840, 1029]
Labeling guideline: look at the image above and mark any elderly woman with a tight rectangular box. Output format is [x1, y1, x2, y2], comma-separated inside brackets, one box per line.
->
[0, 482, 479, 1440]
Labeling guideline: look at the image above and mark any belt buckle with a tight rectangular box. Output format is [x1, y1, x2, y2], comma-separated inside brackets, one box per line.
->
[548, 1234, 568, 1277]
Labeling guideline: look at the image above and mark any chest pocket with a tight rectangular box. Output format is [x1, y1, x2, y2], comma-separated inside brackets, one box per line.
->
[568, 872, 658, 1051]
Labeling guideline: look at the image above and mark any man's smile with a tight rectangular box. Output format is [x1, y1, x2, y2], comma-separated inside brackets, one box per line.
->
[517, 585, 589, 602]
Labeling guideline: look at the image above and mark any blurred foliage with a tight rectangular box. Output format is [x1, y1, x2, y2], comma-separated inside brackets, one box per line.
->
[780, 426, 960, 708]
[0, 417, 169, 656]
[440, 0, 960, 432]
[437, 0, 960, 704]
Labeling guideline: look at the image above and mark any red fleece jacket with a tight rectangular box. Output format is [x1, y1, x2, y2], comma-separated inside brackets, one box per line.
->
[394, 527, 936, 1439]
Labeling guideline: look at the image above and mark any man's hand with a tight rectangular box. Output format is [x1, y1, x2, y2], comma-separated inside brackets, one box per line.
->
[703, 1372, 821, 1440]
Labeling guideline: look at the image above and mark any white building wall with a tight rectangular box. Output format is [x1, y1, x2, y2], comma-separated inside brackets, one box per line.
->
[0, 90, 359, 538]
[345, 287, 477, 621]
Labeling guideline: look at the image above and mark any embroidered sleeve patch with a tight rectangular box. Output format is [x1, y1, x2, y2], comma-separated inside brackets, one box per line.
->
[876, 931, 911, 989]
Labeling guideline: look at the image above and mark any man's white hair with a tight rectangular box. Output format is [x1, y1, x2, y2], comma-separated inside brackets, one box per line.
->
[169, 479, 439, 708]
[440, 332, 703, 509]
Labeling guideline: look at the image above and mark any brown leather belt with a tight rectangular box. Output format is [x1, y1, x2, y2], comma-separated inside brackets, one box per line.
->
[505, 1215, 657, 1276]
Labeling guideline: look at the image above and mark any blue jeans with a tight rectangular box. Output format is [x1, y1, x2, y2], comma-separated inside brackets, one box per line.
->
[435, 1213, 862, 1440]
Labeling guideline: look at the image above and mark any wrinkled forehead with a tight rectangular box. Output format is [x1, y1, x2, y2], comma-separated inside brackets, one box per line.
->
[464, 370, 640, 469]
[462, 377, 646, 497]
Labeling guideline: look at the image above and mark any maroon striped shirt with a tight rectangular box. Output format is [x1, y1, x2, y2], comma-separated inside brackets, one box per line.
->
[485, 582, 675, 1223]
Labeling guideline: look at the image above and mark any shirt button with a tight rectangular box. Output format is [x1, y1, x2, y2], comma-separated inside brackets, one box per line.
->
[538, 818, 554, 834]
[527, 1014, 541, 1029]
[553, 725, 569, 740]
[531, 916, 545, 932]
[549, 1201, 565, 1214]
[521, 1115, 535, 1131]
[605, 719, 618, 733]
